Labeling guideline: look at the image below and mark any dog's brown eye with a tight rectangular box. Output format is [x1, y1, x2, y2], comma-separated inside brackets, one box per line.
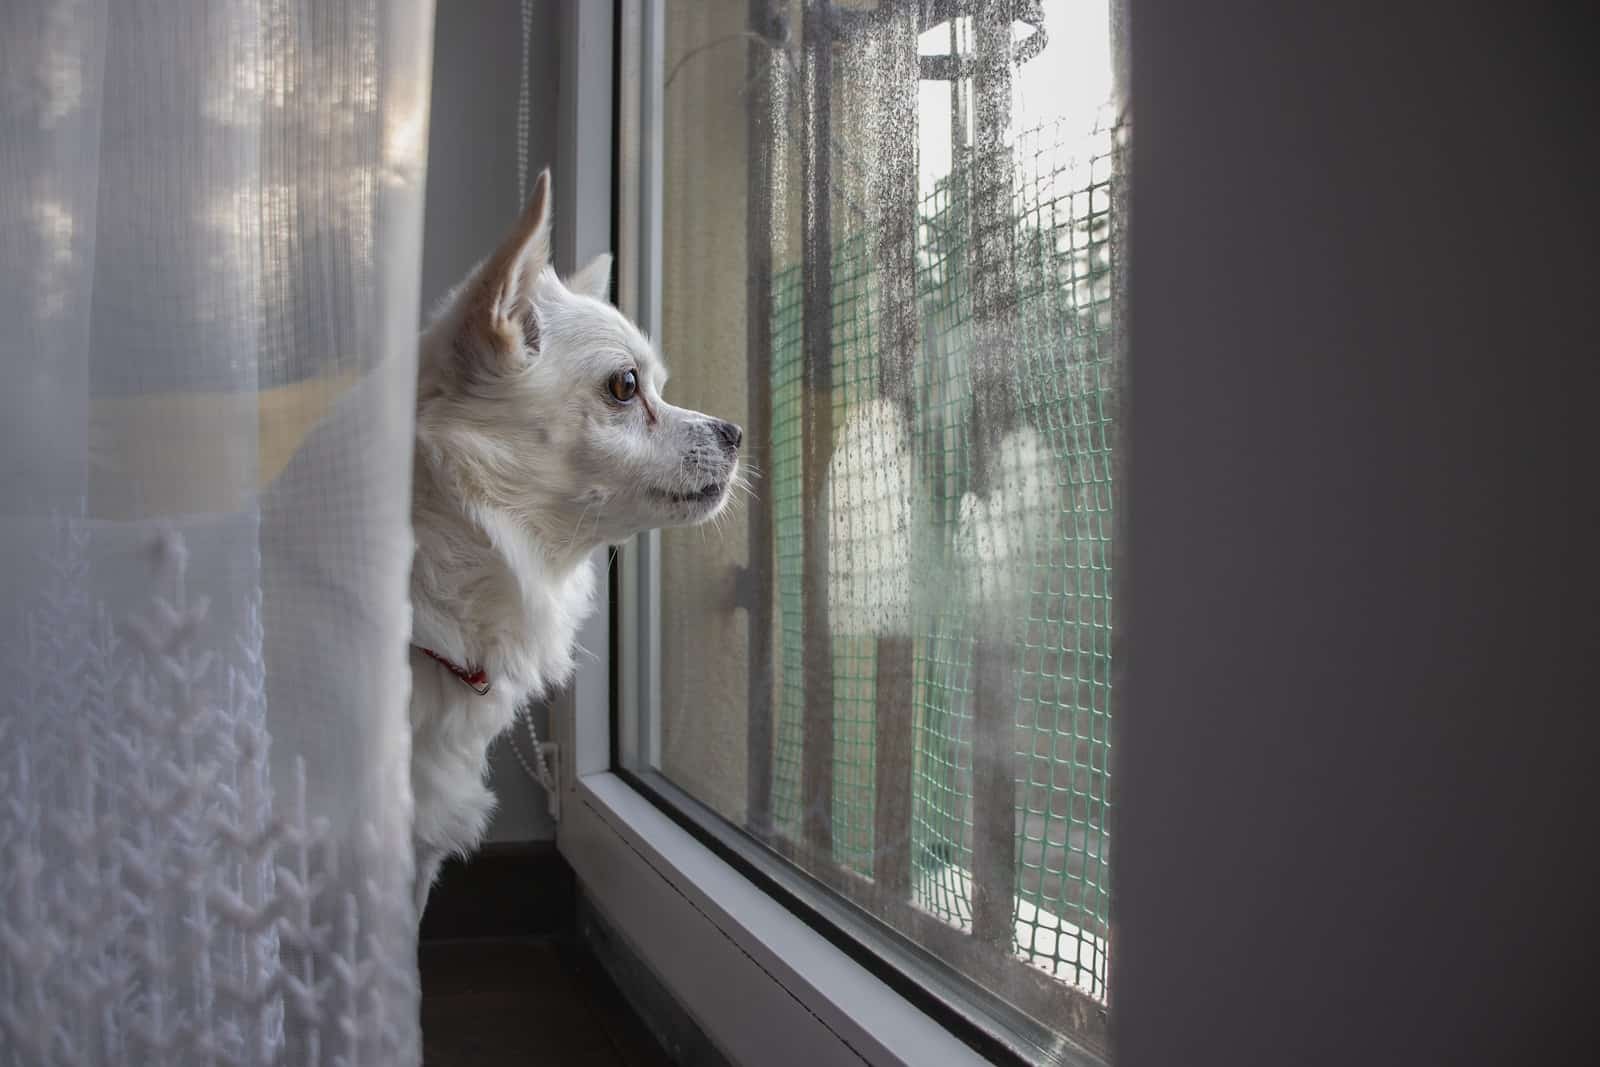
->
[608, 368, 638, 402]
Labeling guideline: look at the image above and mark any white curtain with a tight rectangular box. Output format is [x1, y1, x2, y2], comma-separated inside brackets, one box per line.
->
[1, 2, 433, 1064]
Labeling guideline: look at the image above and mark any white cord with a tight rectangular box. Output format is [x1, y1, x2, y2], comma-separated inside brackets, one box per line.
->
[508, 702, 557, 797]
[507, 0, 557, 812]
[516, 0, 533, 207]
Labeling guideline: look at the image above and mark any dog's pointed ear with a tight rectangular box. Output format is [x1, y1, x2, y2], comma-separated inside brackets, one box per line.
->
[567, 253, 613, 303]
[463, 169, 551, 368]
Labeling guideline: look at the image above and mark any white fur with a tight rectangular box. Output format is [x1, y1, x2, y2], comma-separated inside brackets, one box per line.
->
[407, 171, 741, 914]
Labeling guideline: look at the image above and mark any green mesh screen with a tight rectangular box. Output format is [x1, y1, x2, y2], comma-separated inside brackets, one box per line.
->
[767, 121, 1120, 1003]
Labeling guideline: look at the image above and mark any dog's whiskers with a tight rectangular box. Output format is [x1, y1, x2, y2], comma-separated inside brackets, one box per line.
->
[563, 495, 603, 554]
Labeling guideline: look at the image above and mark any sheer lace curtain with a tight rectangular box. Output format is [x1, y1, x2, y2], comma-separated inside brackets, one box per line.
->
[1, 2, 433, 1064]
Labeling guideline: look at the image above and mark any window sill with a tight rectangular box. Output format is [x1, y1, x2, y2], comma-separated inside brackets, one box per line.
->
[560, 771, 994, 1067]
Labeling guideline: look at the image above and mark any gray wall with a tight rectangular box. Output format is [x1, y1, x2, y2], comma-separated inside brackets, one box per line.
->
[420, 0, 562, 843]
[1117, 3, 1595, 1064]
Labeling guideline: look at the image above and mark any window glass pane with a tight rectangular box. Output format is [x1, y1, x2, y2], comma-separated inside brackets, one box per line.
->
[650, 0, 1123, 1052]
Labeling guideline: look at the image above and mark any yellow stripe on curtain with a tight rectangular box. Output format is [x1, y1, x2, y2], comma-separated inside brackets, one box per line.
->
[87, 369, 360, 518]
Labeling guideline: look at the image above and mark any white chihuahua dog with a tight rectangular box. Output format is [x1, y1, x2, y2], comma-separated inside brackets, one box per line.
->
[407, 170, 741, 913]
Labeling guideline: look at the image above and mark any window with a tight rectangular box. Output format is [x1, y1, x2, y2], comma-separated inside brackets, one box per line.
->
[611, 2, 1126, 1061]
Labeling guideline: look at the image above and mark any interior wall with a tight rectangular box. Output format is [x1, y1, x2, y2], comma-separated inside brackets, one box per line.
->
[1117, 3, 1595, 1063]
[420, 0, 562, 843]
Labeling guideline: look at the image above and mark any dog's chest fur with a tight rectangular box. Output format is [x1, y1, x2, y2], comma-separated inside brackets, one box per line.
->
[406, 460, 597, 864]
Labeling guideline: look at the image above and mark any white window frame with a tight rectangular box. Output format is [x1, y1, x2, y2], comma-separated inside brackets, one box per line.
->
[550, 5, 1098, 1065]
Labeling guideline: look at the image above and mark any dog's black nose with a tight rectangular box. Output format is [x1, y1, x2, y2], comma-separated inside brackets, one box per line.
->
[713, 419, 743, 451]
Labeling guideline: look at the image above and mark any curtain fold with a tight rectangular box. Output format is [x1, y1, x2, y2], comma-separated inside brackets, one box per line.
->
[1, 2, 434, 1063]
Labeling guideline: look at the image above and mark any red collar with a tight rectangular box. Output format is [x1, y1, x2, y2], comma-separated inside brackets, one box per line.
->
[415, 645, 491, 695]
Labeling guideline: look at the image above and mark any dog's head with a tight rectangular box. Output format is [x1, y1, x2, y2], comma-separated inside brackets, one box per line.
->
[417, 170, 742, 553]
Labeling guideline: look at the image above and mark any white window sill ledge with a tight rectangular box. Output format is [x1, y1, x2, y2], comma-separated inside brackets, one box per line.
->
[559, 771, 993, 1067]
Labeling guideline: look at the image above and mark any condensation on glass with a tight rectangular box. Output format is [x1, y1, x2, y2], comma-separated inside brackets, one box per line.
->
[652, 1, 1125, 1054]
